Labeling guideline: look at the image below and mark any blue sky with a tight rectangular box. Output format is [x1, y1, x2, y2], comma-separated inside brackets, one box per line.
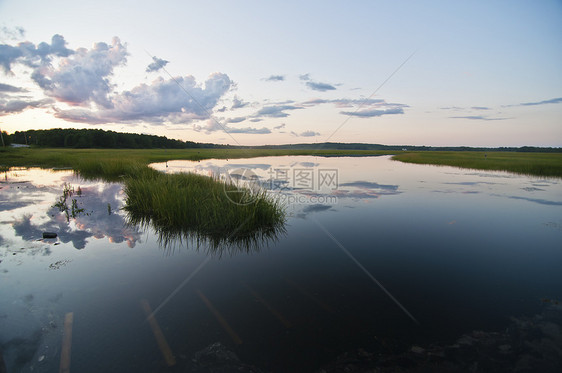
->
[1, 0, 561, 146]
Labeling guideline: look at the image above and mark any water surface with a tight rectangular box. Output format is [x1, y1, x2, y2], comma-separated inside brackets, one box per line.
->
[1, 156, 561, 372]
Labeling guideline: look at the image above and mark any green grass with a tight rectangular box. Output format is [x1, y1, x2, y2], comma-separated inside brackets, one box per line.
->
[1, 147, 561, 178]
[0, 147, 292, 248]
[392, 151, 562, 177]
[0, 147, 393, 173]
[123, 166, 285, 253]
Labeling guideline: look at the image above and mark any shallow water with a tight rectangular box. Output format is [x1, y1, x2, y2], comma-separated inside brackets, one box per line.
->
[1, 156, 561, 372]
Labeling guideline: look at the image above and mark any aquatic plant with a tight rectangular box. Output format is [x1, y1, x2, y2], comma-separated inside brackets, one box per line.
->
[123, 168, 286, 255]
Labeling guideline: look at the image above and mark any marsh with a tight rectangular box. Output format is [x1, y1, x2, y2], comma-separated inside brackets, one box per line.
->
[0, 155, 561, 372]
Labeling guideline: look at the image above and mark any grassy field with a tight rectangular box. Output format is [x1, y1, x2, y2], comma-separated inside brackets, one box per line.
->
[392, 151, 562, 177]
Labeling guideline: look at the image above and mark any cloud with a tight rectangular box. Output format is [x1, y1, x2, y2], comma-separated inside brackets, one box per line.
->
[231, 96, 250, 109]
[306, 81, 336, 91]
[146, 56, 169, 72]
[507, 195, 562, 206]
[341, 107, 404, 117]
[290, 130, 320, 137]
[334, 180, 401, 199]
[0, 34, 74, 74]
[303, 98, 385, 108]
[264, 75, 285, 82]
[340, 181, 398, 191]
[225, 116, 246, 124]
[55, 73, 232, 124]
[31, 37, 127, 108]
[299, 130, 320, 137]
[0, 97, 52, 115]
[193, 119, 271, 135]
[449, 115, 508, 121]
[228, 126, 271, 134]
[273, 123, 285, 130]
[299, 73, 310, 81]
[519, 97, 562, 106]
[254, 104, 302, 118]
[1, 35, 232, 125]
[0, 83, 26, 92]
[301, 97, 407, 119]
[0, 26, 25, 40]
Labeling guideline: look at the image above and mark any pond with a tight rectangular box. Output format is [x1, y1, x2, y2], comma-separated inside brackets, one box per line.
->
[1, 155, 561, 372]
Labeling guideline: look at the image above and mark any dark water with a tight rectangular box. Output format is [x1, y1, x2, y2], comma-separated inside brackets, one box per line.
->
[1, 156, 561, 372]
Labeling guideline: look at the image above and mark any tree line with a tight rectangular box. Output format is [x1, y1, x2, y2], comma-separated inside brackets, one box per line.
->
[2, 128, 560, 152]
[4, 128, 222, 149]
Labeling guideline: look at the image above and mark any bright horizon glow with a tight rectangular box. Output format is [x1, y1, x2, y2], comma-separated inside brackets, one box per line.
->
[0, 0, 561, 147]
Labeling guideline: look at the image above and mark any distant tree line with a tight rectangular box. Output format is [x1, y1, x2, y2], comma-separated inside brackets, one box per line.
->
[4, 128, 561, 152]
[7, 128, 223, 149]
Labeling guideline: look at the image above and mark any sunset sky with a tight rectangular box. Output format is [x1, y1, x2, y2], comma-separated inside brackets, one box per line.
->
[1, 0, 561, 147]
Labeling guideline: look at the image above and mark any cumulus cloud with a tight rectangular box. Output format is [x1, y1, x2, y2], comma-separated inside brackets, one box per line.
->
[0, 34, 74, 74]
[264, 75, 285, 82]
[299, 73, 310, 81]
[306, 81, 336, 91]
[55, 73, 232, 124]
[1, 34, 232, 126]
[146, 56, 169, 72]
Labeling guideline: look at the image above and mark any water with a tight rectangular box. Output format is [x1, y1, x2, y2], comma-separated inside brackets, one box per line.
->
[1, 156, 561, 372]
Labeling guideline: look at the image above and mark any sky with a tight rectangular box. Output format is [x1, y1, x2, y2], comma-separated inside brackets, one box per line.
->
[0, 0, 561, 147]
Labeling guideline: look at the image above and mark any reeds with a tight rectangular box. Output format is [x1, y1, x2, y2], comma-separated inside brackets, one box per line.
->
[123, 167, 286, 253]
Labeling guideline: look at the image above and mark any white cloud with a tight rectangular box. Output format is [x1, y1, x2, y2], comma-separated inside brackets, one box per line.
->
[55, 73, 232, 124]
[32, 37, 127, 108]
[146, 56, 169, 72]
[193, 119, 270, 134]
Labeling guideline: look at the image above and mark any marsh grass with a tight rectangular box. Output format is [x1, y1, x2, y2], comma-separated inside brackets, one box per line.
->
[392, 151, 562, 177]
[123, 168, 286, 253]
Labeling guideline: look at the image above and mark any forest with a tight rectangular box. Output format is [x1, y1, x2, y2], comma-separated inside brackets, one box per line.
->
[2, 128, 220, 149]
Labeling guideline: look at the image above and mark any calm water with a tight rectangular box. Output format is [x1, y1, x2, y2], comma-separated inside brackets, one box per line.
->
[1, 156, 561, 372]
